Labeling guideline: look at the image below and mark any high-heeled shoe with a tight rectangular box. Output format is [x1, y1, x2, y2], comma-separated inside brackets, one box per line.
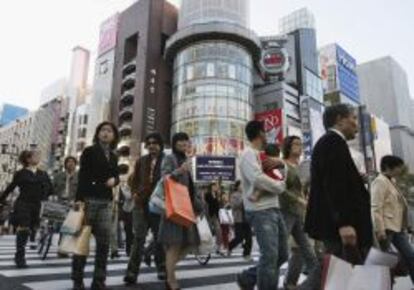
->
[165, 281, 181, 290]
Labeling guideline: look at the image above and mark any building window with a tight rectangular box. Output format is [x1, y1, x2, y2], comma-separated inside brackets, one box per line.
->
[99, 60, 109, 75]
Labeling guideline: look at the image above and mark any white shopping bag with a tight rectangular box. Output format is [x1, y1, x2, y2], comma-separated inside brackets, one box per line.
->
[347, 265, 391, 290]
[218, 209, 234, 225]
[322, 255, 391, 290]
[196, 216, 214, 255]
[60, 209, 84, 235]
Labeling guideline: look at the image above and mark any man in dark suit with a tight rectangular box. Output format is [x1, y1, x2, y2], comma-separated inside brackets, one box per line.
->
[305, 104, 373, 262]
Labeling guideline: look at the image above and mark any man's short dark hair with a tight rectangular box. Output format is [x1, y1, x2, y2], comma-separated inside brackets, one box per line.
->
[323, 104, 355, 130]
[18, 150, 34, 167]
[265, 144, 280, 157]
[145, 132, 164, 152]
[64, 156, 77, 168]
[245, 121, 264, 142]
[380, 155, 404, 172]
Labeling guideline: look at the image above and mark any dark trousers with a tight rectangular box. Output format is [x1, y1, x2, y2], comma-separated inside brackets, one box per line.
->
[72, 199, 112, 283]
[383, 230, 414, 283]
[229, 222, 252, 257]
[120, 210, 133, 256]
[323, 240, 367, 265]
[126, 207, 165, 278]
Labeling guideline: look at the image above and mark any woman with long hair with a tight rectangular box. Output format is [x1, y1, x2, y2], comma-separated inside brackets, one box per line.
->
[158, 132, 203, 290]
[280, 136, 320, 290]
[0, 150, 53, 268]
[71, 121, 120, 290]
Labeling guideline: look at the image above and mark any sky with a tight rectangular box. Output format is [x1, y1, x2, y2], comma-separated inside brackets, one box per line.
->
[0, 0, 413, 110]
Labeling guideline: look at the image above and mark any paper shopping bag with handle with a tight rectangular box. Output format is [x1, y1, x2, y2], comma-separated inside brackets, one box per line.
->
[165, 176, 196, 228]
[73, 225, 92, 256]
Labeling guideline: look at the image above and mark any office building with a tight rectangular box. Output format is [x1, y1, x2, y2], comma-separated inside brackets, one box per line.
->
[279, 7, 316, 35]
[111, 0, 178, 173]
[166, 0, 261, 157]
[319, 43, 360, 106]
[357, 56, 414, 170]
[0, 104, 28, 127]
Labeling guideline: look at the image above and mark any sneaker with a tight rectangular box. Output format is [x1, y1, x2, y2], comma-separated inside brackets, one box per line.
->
[236, 273, 254, 290]
[243, 255, 253, 262]
[123, 274, 137, 285]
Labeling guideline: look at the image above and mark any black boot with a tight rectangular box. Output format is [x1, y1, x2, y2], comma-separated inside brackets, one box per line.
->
[91, 280, 109, 290]
[15, 230, 29, 268]
[73, 280, 85, 290]
[71, 255, 87, 290]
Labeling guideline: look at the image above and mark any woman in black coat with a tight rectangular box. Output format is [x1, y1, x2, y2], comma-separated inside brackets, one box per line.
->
[0, 150, 53, 268]
[71, 121, 120, 290]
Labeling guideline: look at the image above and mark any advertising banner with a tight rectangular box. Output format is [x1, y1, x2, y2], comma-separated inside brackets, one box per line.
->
[195, 156, 236, 182]
[336, 44, 360, 103]
[255, 109, 283, 144]
[98, 14, 119, 56]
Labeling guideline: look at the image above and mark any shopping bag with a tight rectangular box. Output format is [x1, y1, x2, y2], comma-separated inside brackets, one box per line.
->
[60, 208, 84, 235]
[322, 255, 391, 290]
[58, 234, 77, 254]
[165, 176, 196, 228]
[347, 265, 391, 290]
[149, 178, 166, 215]
[322, 255, 353, 290]
[218, 208, 234, 225]
[74, 226, 92, 256]
[196, 216, 214, 254]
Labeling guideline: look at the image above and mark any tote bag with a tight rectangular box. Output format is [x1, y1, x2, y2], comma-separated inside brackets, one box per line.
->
[149, 178, 166, 215]
[196, 216, 214, 254]
[74, 226, 92, 256]
[219, 208, 234, 225]
[165, 176, 196, 228]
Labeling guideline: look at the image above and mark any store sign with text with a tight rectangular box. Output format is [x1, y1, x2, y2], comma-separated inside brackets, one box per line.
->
[195, 156, 236, 182]
[255, 109, 284, 144]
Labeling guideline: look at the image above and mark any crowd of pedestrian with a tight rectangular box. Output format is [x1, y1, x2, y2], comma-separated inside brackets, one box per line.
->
[1, 103, 414, 290]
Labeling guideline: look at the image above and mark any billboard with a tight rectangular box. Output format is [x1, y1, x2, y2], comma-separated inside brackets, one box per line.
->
[300, 96, 325, 159]
[98, 14, 119, 56]
[195, 156, 237, 182]
[255, 109, 283, 144]
[336, 45, 360, 103]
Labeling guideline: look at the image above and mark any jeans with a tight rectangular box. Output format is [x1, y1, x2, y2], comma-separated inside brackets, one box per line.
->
[385, 231, 414, 283]
[125, 207, 165, 279]
[240, 208, 288, 290]
[229, 222, 252, 257]
[72, 199, 112, 283]
[282, 211, 321, 290]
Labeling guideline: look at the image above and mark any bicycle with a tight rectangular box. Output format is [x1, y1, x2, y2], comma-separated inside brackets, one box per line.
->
[37, 200, 69, 260]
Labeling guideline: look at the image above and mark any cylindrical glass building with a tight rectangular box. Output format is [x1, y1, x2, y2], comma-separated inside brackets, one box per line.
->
[166, 0, 260, 156]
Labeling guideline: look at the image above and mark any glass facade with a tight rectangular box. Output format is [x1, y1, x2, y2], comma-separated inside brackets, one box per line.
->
[172, 41, 253, 156]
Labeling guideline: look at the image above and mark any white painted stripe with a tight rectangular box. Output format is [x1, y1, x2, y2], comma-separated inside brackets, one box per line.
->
[0, 257, 129, 267]
[186, 283, 238, 290]
[24, 265, 244, 290]
[2, 256, 253, 277]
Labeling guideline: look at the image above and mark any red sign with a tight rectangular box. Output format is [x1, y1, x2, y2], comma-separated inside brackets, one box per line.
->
[255, 109, 283, 144]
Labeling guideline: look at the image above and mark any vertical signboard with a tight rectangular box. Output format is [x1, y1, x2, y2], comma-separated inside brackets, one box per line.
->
[195, 156, 236, 182]
[336, 45, 360, 103]
[98, 14, 119, 57]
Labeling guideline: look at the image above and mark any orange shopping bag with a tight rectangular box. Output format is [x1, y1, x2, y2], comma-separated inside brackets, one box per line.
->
[164, 176, 196, 228]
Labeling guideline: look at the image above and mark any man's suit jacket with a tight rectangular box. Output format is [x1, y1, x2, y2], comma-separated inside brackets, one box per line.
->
[304, 131, 373, 247]
[76, 143, 120, 201]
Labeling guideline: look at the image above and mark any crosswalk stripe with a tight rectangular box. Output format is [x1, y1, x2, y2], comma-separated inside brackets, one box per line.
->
[0, 235, 263, 290]
[1, 256, 253, 278]
[24, 265, 246, 290]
